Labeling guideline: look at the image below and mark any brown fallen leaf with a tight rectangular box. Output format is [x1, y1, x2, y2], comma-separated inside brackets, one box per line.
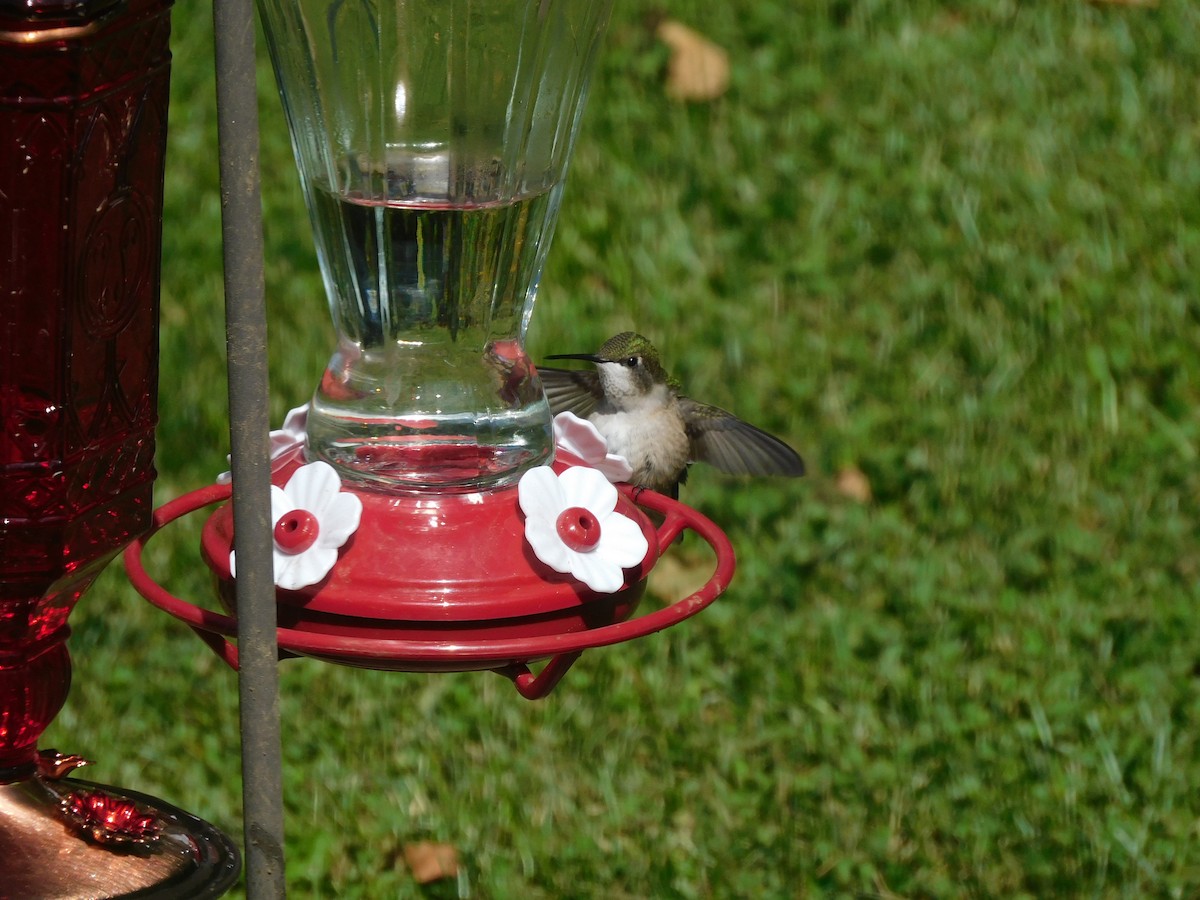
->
[647, 552, 712, 604]
[836, 466, 872, 504]
[402, 841, 459, 884]
[656, 19, 730, 102]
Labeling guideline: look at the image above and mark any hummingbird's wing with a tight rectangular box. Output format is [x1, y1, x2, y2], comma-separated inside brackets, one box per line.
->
[537, 366, 602, 419]
[679, 397, 806, 478]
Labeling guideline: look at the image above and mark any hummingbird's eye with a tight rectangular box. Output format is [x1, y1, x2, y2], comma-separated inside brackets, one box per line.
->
[622, 356, 640, 368]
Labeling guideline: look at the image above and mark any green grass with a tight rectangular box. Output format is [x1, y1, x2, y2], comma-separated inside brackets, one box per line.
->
[45, 0, 1200, 895]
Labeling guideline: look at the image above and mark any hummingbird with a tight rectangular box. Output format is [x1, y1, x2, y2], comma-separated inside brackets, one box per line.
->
[539, 332, 805, 497]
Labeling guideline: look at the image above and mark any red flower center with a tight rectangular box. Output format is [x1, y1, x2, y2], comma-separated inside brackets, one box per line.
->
[274, 509, 319, 553]
[556, 506, 602, 551]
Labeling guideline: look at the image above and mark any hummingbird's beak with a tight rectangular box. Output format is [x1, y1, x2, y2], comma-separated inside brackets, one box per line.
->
[544, 353, 604, 363]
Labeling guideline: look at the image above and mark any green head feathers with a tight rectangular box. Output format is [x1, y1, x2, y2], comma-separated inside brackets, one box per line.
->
[595, 332, 679, 392]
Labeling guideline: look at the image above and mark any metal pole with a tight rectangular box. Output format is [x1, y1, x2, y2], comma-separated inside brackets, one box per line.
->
[211, 0, 288, 895]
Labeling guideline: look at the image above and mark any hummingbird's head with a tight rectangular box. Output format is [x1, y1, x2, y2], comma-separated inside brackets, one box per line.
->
[597, 332, 664, 399]
[547, 332, 677, 406]
[595, 332, 673, 404]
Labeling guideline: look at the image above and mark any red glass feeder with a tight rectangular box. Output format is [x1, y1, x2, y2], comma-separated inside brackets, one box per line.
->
[125, 447, 735, 700]
[0, 0, 240, 893]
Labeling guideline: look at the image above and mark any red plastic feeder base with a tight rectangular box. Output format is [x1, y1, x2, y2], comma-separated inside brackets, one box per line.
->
[125, 454, 734, 699]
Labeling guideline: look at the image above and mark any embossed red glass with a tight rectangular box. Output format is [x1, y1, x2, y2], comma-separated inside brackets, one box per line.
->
[1, 1, 239, 894]
[0, 0, 170, 785]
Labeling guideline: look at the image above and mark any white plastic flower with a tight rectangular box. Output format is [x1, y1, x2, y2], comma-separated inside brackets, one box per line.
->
[552, 412, 633, 483]
[229, 460, 362, 591]
[518, 464, 649, 593]
[217, 404, 309, 484]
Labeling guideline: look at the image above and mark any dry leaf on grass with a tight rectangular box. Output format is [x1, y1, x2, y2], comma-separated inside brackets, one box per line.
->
[647, 553, 712, 603]
[402, 841, 459, 884]
[836, 466, 873, 504]
[656, 20, 730, 102]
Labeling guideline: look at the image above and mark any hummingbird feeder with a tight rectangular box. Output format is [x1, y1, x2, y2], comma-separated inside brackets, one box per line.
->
[118, 0, 736, 892]
[127, 0, 737, 696]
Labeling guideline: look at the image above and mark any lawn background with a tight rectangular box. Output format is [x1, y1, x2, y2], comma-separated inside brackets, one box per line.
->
[46, 0, 1200, 896]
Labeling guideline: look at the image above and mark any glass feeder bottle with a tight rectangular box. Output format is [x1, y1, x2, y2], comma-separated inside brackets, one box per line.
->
[257, 0, 614, 492]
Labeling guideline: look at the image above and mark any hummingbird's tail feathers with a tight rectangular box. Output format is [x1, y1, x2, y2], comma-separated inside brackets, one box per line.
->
[537, 366, 601, 419]
[679, 398, 806, 479]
